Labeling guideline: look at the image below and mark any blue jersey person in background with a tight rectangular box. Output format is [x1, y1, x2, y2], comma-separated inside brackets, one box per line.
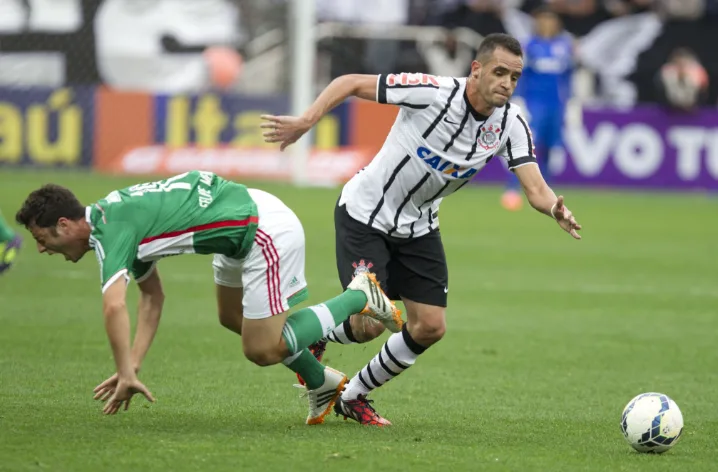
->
[503, 7, 573, 211]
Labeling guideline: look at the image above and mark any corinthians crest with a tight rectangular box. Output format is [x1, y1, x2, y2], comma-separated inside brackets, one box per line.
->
[352, 259, 373, 277]
[478, 124, 501, 150]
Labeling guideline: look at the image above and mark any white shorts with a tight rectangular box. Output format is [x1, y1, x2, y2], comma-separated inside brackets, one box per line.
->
[212, 188, 308, 319]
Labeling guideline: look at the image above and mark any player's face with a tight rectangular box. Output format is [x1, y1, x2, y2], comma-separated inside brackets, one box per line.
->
[29, 219, 89, 263]
[472, 48, 523, 108]
[536, 12, 561, 38]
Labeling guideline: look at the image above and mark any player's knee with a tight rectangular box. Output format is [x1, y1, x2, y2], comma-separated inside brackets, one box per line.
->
[422, 319, 446, 343]
[242, 344, 282, 367]
[411, 315, 446, 345]
[351, 315, 386, 342]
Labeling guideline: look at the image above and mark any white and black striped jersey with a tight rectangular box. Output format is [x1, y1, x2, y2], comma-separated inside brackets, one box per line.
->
[339, 72, 537, 238]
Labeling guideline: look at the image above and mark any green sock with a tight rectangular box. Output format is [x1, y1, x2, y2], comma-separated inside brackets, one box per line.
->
[281, 289, 367, 354]
[282, 349, 325, 390]
[0, 212, 14, 242]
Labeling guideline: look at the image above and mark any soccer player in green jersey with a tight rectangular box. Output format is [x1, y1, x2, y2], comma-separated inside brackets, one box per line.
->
[15, 171, 403, 424]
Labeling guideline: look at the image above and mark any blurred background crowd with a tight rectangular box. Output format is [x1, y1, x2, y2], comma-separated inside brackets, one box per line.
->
[0, 0, 714, 112]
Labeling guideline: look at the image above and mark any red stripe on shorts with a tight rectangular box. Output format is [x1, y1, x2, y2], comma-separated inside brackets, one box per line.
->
[255, 234, 278, 315]
[257, 229, 282, 314]
[255, 230, 282, 315]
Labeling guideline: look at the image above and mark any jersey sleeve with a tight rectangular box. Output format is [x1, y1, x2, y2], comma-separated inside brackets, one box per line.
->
[376, 73, 443, 111]
[498, 112, 538, 172]
[90, 223, 139, 293]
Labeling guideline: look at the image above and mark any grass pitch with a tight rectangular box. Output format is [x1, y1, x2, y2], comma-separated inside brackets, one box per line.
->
[1, 170, 716, 471]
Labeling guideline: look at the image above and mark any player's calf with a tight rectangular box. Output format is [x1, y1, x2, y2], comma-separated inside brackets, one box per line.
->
[351, 314, 386, 341]
[219, 312, 243, 336]
[216, 284, 244, 335]
[328, 314, 386, 345]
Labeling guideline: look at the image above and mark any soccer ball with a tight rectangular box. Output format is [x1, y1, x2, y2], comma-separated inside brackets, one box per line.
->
[620, 392, 684, 453]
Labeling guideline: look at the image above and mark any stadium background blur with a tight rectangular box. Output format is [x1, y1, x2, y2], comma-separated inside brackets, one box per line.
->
[1, 1, 716, 471]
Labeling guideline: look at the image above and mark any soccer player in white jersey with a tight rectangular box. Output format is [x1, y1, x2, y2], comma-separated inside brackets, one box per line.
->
[15, 171, 402, 424]
[262, 33, 582, 425]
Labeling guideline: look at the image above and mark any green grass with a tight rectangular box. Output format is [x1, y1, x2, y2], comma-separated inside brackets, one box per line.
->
[1, 170, 716, 472]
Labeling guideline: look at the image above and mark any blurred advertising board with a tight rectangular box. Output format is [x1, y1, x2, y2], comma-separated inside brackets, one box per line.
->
[0, 87, 95, 169]
[107, 145, 372, 185]
[556, 107, 718, 190]
[92, 87, 369, 184]
[2, 85, 714, 190]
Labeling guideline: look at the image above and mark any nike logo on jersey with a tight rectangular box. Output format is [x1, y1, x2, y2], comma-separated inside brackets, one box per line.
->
[416, 147, 478, 179]
[443, 117, 459, 125]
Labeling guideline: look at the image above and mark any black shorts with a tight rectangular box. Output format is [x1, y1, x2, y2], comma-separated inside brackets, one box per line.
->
[334, 202, 448, 307]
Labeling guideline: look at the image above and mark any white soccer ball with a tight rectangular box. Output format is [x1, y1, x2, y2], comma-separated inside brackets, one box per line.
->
[620, 392, 684, 453]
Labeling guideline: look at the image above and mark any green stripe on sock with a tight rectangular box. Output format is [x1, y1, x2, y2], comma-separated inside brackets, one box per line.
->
[282, 289, 367, 354]
[281, 324, 298, 354]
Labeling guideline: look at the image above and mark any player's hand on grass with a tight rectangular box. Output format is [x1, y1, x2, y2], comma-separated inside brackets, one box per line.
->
[93, 365, 140, 402]
[260, 115, 312, 151]
[102, 376, 154, 415]
[93, 372, 120, 402]
[551, 195, 582, 240]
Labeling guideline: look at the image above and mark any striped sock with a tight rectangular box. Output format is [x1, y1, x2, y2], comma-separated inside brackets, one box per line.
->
[281, 289, 366, 354]
[342, 324, 426, 400]
[325, 319, 358, 344]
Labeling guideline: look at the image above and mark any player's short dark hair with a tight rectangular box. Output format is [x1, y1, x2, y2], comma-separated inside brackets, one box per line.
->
[15, 184, 85, 229]
[475, 33, 523, 63]
[532, 5, 557, 17]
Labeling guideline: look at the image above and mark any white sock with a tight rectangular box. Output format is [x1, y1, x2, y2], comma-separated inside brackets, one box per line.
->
[342, 327, 425, 400]
[326, 319, 357, 344]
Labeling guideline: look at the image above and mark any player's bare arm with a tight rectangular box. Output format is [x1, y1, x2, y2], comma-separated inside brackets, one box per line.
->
[131, 268, 165, 370]
[100, 276, 154, 414]
[261, 74, 378, 150]
[94, 267, 165, 402]
[514, 163, 582, 239]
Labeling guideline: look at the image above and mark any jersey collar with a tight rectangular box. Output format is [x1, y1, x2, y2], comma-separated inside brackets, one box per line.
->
[463, 89, 491, 121]
[85, 206, 94, 230]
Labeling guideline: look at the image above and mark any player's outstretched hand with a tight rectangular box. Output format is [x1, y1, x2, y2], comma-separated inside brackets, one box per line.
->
[261, 114, 312, 151]
[102, 376, 155, 415]
[93, 372, 119, 402]
[552, 195, 582, 240]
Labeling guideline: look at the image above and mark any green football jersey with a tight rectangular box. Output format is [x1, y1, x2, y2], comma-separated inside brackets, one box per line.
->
[87, 171, 258, 292]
